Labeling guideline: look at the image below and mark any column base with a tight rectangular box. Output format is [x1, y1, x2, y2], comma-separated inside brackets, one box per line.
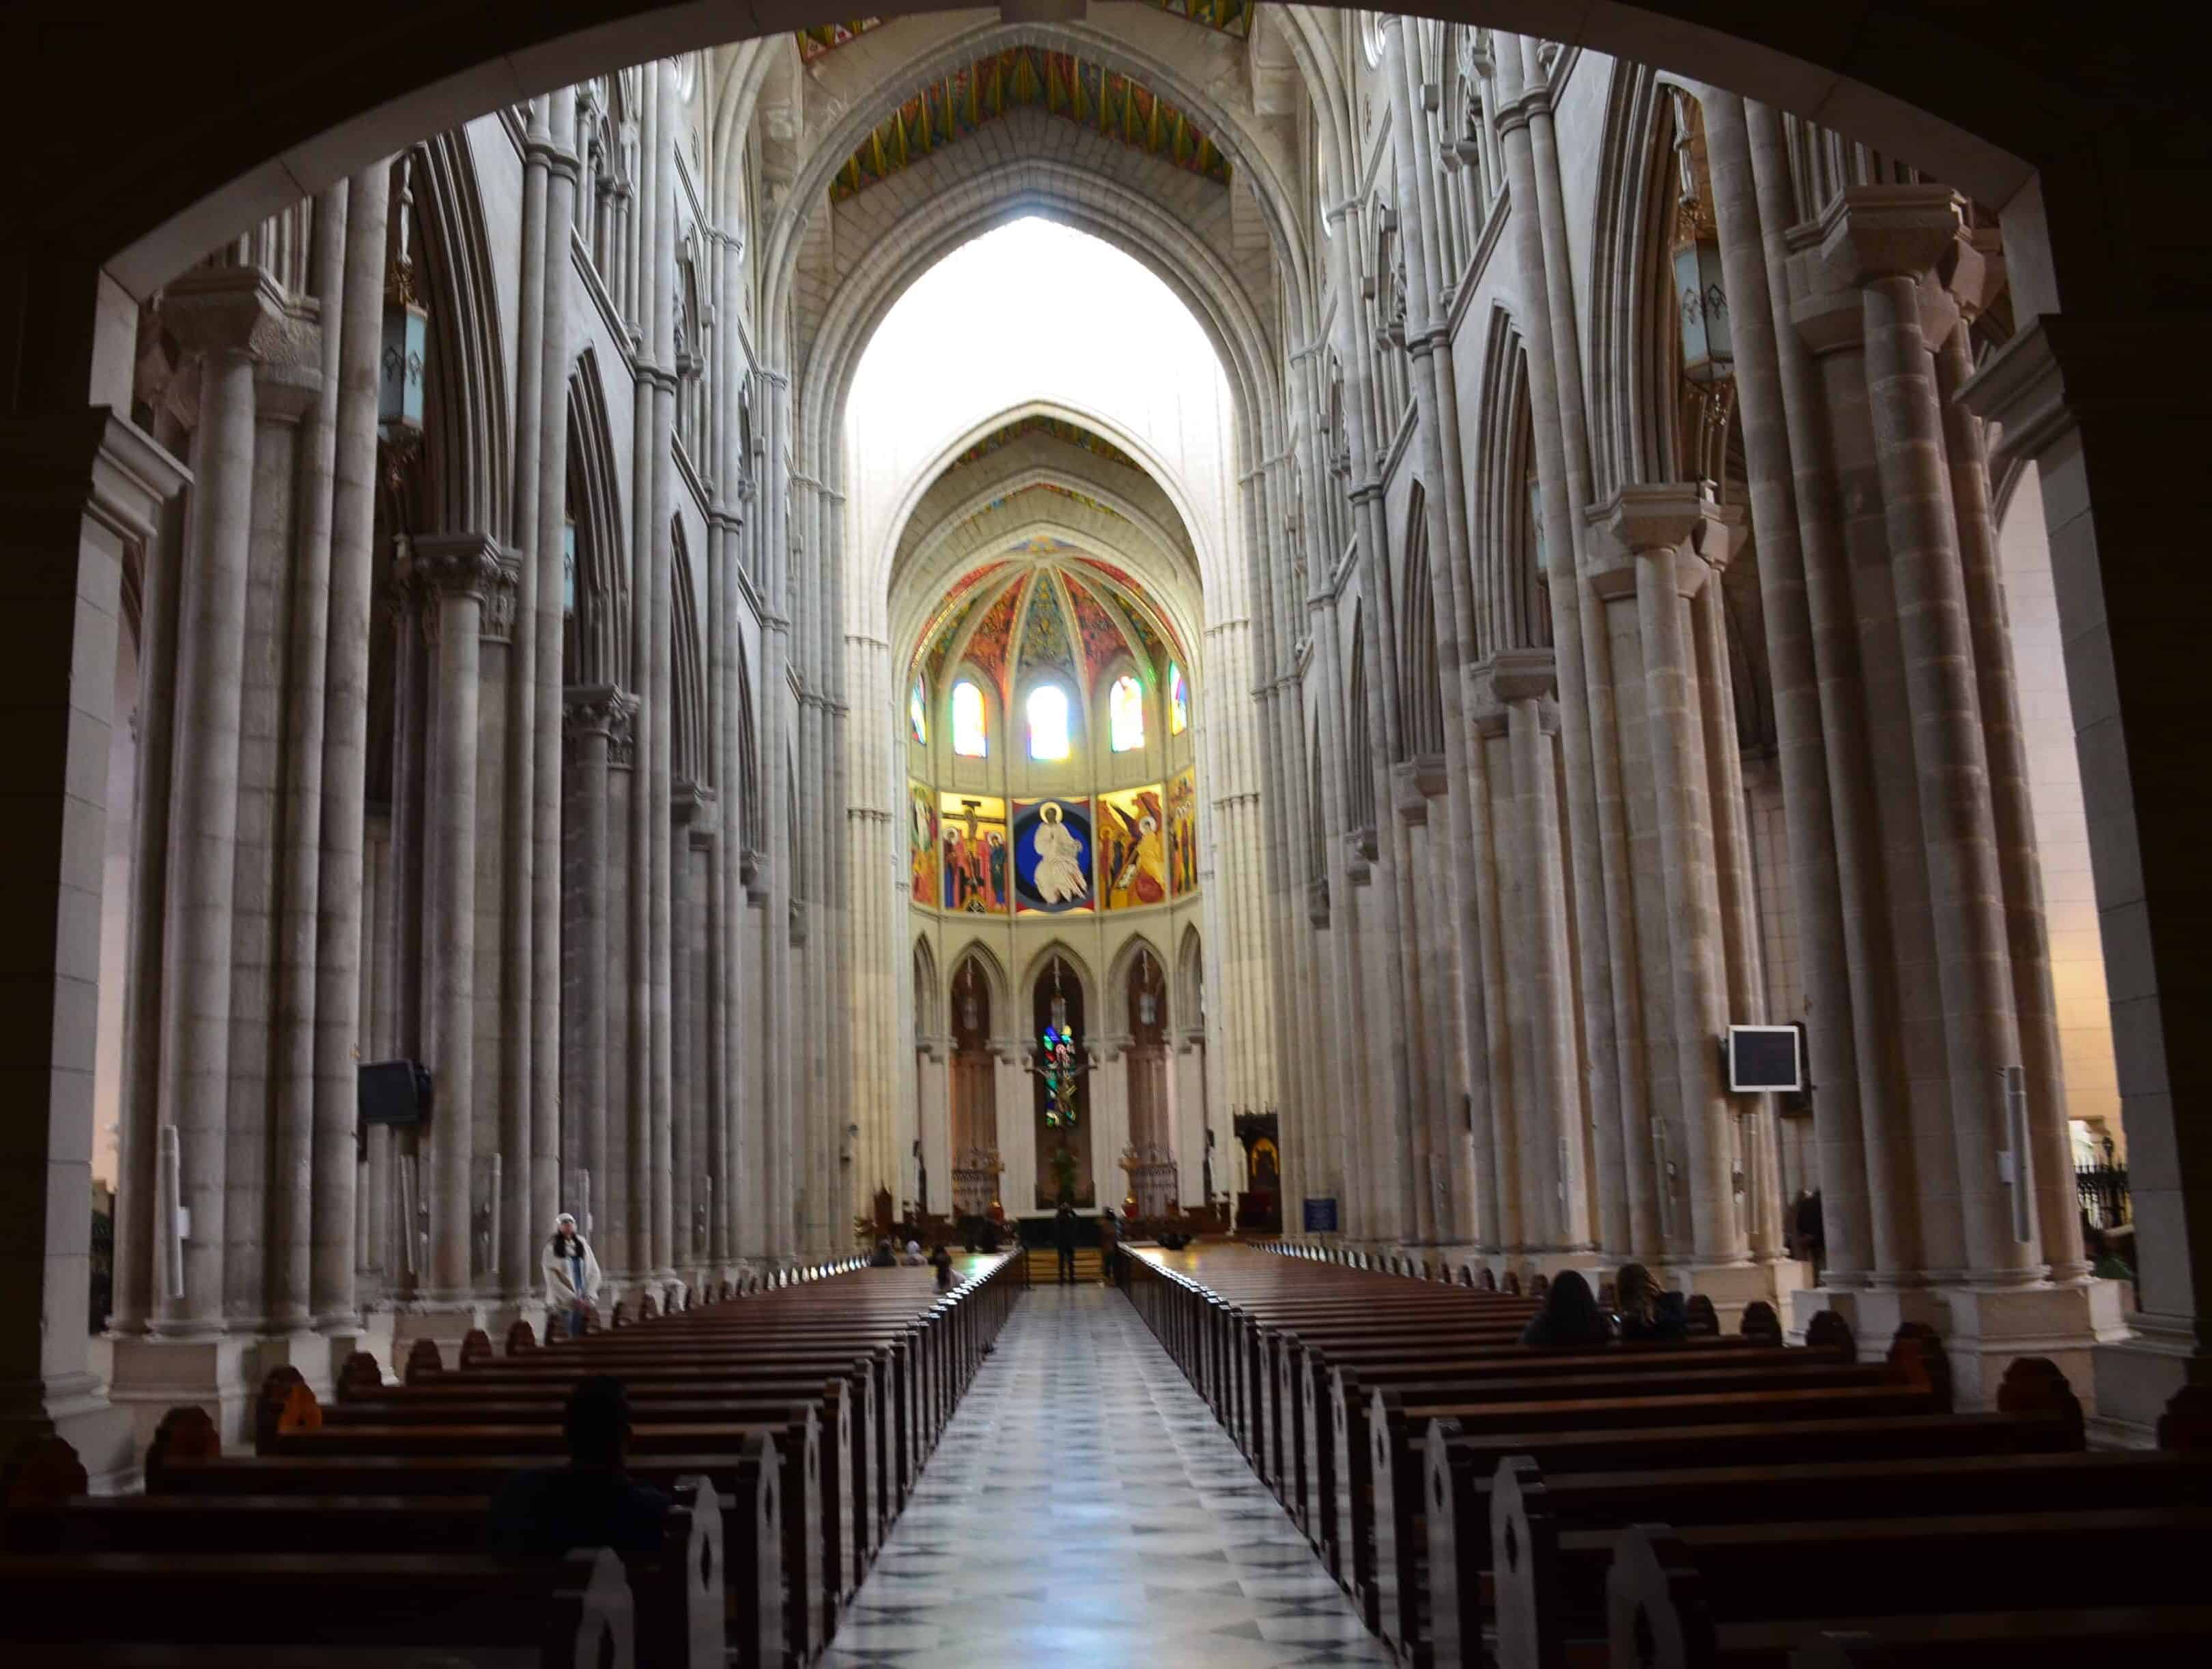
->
[1666, 1257, 1814, 1332]
[109, 1332, 259, 1458]
[0, 1369, 137, 1493]
[2091, 1313, 2211, 1448]
[1789, 1277, 2128, 1410]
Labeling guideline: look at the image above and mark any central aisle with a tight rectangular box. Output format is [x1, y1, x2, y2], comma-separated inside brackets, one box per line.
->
[823, 1281, 1391, 1667]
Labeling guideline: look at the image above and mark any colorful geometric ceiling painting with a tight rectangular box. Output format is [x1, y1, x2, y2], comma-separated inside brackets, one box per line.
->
[829, 48, 1232, 203]
[916, 560, 1008, 685]
[1021, 574, 1075, 671]
[796, 20, 882, 63]
[961, 577, 1025, 695]
[1073, 554, 1144, 594]
[912, 550, 1191, 732]
[1064, 574, 1134, 689]
[1144, 0, 1255, 37]
[970, 483, 1124, 533]
[948, 414, 1143, 476]
[1122, 599, 1175, 683]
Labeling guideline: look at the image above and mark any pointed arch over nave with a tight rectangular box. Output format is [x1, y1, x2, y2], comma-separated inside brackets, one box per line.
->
[3, 3, 2207, 1502]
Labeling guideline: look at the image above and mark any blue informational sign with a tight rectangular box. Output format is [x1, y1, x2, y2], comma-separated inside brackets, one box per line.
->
[1302, 1197, 1339, 1234]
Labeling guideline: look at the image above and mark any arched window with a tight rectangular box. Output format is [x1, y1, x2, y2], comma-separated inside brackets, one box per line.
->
[1168, 664, 1189, 736]
[1027, 684, 1072, 762]
[909, 677, 928, 745]
[1109, 675, 1146, 752]
[952, 680, 987, 757]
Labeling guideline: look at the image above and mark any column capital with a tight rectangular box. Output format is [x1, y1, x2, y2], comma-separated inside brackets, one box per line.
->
[1489, 645, 1559, 705]
[161, 266, 322, 416]
[672, 777, 716, 825]
[401, 532, 519, 642]
[563, 682, 638, 740]
[1814, 184, 1970, 287]
[1583, 483, 1742, 595]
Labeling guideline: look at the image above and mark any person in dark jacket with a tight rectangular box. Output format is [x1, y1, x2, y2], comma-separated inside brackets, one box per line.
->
[1613, 1261, 1688, 1341]
[868, 1237, 897, 1268]
[1519, 1268, 1612, 1347]
[1053, 1203, 1079, 1284]
[489, 1376, 668, 1556]
[931, 1244, 956, 1292]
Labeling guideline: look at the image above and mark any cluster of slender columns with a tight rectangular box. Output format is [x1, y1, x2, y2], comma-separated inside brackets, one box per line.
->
[1270, 24, 2111, 1401]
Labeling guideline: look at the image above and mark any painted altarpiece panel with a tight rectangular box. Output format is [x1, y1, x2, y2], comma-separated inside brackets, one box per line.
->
[1098, 784, 1168, 910]
[939, 792, 1010, 914]
[1012, 797, 1095, 914]
[1165, 767, 1200, 896]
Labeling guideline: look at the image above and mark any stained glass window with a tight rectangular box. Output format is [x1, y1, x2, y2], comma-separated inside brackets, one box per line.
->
[1027, 683, 1072, 761]
[952, 680, 987, 756]
[1108, 674, 1145, 752]
[909, 677, 928, 745]
[1169, 664, 1189, 735]
[1040, 1018, 1080, 1126]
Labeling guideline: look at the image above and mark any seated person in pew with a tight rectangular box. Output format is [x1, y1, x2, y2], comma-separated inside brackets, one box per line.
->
[490, 1376, 669, 1557]
[931, 1244, 956, 1292]
[542, 1212, 602, 1339]
[1518, 1269, 1613, 1348]
[1613, 1261, 1688, 1342]
[869, 1238, 898, 1268]
[902, 1240, 926, 1267]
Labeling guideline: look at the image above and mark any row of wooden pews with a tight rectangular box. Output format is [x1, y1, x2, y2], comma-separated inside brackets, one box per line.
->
[1125, 1241, 2212, 1669]
[0, 1251, 1020, 1668]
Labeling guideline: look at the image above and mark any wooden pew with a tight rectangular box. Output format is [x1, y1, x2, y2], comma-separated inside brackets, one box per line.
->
[1606, 1508, 2212, 1668]
[1782, 1610, 2212, 1667]
[1363, 1343, 1948, 1659]
[1487, 1444, 2212, 1669]
[0, 1545, 639, 1666]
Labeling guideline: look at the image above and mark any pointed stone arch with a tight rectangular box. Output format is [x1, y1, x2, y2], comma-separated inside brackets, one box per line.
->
[406, 132, 512, 543]
[565, 345, 629, 686]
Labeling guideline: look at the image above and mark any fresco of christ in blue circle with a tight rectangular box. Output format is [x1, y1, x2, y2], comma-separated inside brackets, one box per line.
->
[1012, 797, 1094, 914]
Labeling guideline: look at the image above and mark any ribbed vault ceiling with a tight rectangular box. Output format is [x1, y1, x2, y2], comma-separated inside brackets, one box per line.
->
[827, 44, 1232, 203]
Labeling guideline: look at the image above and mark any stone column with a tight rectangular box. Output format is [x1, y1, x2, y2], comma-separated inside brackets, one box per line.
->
[500, 96, 548, 1313]
[151, 270, 285, 1337]
[1464, 685, 1521, 1251]
[916, 1040, 951, 1222]
[1699, 90, 1873, 1289]
[1092, 1040, 1130, 1214]
[533, 95, 580, 1272]
[268, 189, 345, 1343]
[993, 1042, 1032, 1220]
[313, 160, 392, 1338]
[0, 405, 184, 1483]
[1823, 188, 2036, 1286]
[1936, 319, 2086, 1283]
[401, 534, 513, 1306]
[1961, 314, 2212, 1440]
[1498, 41, 1654, 1259]
[564, 686, 632, 1247]
[112, 460, 187, 1339]
[1589, 485, 1748, 1267]
[1501, 653, 1589, 1252]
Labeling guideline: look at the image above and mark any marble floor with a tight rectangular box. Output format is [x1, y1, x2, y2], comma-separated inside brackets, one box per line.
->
[823, 1280, 1391, 1668]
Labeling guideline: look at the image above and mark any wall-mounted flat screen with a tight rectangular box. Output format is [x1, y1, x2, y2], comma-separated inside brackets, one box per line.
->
[1727, 1025, 1802, 1093]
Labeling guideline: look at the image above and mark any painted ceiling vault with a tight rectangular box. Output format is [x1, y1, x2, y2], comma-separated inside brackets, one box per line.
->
[830, 46, 1232, 203]
[795, 20, 882, 63]
[911, 554, 1187, 705]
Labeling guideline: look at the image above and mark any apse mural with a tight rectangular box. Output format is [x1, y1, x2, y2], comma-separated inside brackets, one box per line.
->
[1019, 574, 1074, 671]
[1012, 797, 1094, 914]
[909, 780, 939, 904]
[963, 580, 1023, 694]
[1064, 574, 1129, 688]
[939, 792, 1010, 914]
[1099, 784, 1168, 910]
[1166, 767, 1200, 896]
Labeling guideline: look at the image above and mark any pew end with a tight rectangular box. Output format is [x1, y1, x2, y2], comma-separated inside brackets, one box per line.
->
[1606, 1524, 1713, 1669]
[1492, 1453, 1563, 1669]
[1739, 1302, 1782, 1347]
[1804, 1310, 1856, 1363]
